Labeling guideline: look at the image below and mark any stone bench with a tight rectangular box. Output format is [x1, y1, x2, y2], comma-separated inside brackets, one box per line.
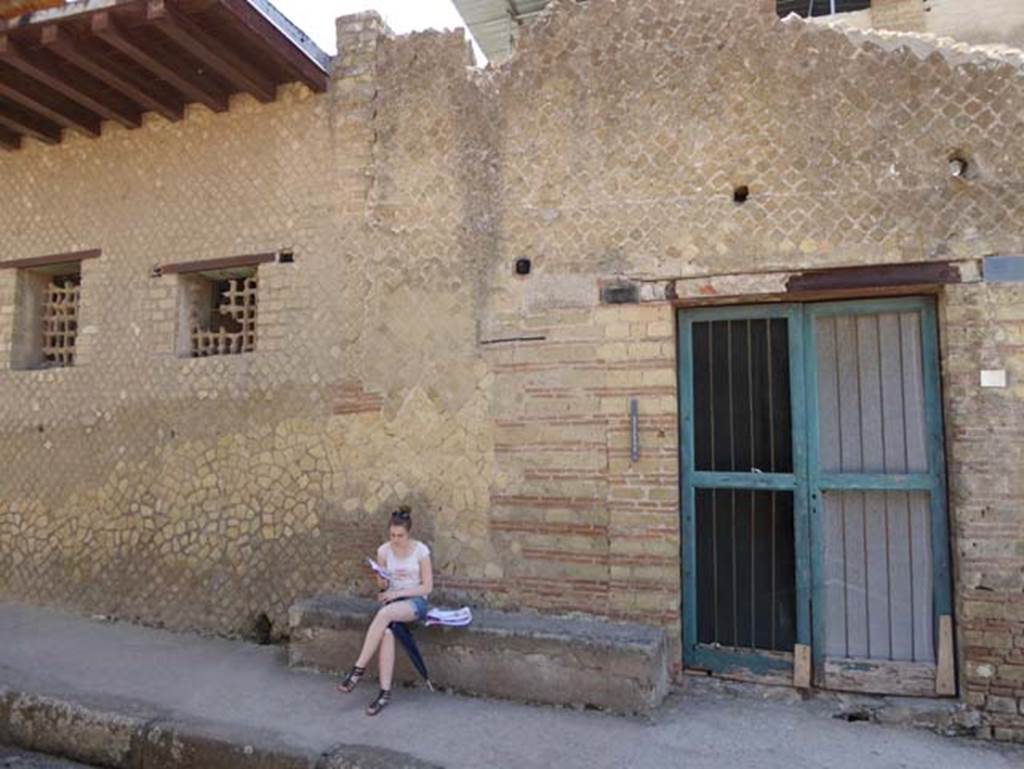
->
[288, 595, 669, 715]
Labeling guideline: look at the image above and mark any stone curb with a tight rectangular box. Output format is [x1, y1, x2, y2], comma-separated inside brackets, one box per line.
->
[0, 686, 442, 769]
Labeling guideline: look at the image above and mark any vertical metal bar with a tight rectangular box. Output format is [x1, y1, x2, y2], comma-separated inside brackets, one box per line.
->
[709, 325, 719, 644]
[728, 322, 737, 647]
[748, 321, 756, 649]
[728, 321, 736, 473]
[751, 489, 756, 649]
[768, 320, 777, 650]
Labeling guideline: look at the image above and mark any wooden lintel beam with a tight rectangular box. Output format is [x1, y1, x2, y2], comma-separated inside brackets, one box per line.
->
[0, 68, 101, 137]
[0, 122, 21, 150]
[158, 252, 277, 275]
[0, 103, 60, 144]
[91, 11, 229, 113]
[0, 33, 140, 129]
[42, 24, 184, 123]
[146, 0, 276, 103]
[0, 248, 101, 270]
[217, 0, 328, 94]
[786, 261, 961, 292]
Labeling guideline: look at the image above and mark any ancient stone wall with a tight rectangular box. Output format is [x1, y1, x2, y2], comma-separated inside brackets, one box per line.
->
[0, 13, 498, 638]
[1, 0, 1024, 740]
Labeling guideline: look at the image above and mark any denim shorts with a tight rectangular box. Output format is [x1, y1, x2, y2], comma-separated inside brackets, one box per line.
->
[389, 596, 428, 622]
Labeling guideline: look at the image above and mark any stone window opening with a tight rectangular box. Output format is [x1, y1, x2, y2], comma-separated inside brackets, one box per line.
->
[5, 253, 96, 371]
[179, 268, 259, 358]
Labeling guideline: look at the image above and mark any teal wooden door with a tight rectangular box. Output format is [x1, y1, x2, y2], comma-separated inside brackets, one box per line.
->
[805, 298, 952, 695]
[679, 298, 952, 694]
[678, 304, 811, 681]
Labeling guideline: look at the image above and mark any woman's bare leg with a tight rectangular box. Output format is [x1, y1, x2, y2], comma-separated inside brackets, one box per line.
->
[355, 601, 419, 669]
[379, 628, 395, 690]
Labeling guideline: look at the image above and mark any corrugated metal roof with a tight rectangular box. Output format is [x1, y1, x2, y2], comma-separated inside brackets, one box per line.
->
[452, 0, 553, 63]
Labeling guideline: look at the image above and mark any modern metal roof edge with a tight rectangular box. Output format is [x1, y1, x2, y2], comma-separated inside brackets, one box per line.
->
[246, 0, 331, 71]
[3, 0, 331, 71]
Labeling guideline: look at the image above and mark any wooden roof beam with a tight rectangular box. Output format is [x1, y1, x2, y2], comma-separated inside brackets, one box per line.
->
[0, 71, 100, 137]
[0, 33, 141, 129]
[0, 123, 21, 150]
[41, 24, 184, 123]
[146, 0, 276, 104]
[0, 103, 60, 145]
[218, 0, 328, 94]
[91, 11, 229, 114]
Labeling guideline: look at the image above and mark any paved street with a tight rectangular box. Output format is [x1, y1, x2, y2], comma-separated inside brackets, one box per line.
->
[0, 748, 92, 769]
[1, 602, 1023, 769]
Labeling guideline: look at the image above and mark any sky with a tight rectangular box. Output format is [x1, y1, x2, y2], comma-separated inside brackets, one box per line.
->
[271, 0, 484, 61]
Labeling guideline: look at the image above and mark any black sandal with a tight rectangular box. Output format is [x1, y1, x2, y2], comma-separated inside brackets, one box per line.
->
[336, 665, 365, 693]
[366, 689, 391, 716]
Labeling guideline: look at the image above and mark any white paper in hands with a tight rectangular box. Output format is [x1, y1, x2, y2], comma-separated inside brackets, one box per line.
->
[366, 558, 393, 582]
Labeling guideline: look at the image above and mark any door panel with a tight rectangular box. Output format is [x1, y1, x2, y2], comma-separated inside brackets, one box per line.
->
[806, 297, 952, 695]
[696, 488, 796, 653]
[681, 297, 952, 695]
[821, 489, 934, 663]
[680, 304, 809, 680]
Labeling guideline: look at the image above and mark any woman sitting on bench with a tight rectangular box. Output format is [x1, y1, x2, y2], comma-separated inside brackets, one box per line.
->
[337, 506, 432, 716]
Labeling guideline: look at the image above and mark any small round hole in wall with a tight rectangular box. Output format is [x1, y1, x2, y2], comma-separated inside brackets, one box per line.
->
[515, 258, 532, 276]
[948, 155, 969, 179]
[733, 185, 750, 204]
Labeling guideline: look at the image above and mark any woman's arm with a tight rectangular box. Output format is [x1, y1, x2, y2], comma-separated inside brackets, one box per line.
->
[373, 544, 389, 591]
[381, 553, 433, 601]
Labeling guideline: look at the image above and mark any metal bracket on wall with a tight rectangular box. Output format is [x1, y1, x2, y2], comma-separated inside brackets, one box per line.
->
[630, 398, 640, 463]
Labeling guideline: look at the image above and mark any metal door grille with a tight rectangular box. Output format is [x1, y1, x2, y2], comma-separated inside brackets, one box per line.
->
[692, 318, 796, 653]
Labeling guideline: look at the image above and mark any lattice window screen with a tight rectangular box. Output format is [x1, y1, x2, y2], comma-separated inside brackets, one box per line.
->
[41, 275, 80, 367]
[190, 275, 258, 357]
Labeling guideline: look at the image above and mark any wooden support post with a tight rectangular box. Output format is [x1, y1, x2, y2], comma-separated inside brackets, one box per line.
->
[793, 644, 812, 688]
[936, 615, 956, 696]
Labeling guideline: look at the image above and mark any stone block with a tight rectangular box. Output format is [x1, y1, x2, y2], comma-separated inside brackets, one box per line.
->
[0, 687, 147, 769]
[142, 720, 319, 769]
[289, 595, 669, 715]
